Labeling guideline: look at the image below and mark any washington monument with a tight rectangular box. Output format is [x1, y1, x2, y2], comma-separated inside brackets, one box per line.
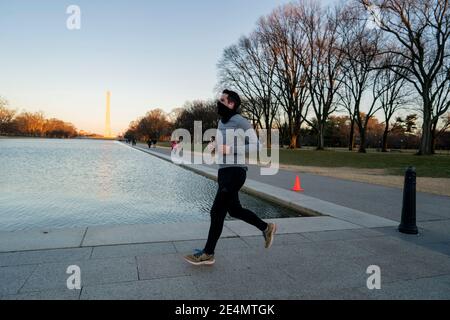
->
[105, 91, 112, 138]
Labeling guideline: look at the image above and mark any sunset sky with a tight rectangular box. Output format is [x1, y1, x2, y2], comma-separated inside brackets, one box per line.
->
[0, 0, 344, 135]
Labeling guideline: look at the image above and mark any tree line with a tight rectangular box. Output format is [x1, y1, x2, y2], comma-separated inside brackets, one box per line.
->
[125, 0, 450, 154]
[124, 97, 450, 150]
[0, 97, 78, 138]
[124, 102, 219, 143]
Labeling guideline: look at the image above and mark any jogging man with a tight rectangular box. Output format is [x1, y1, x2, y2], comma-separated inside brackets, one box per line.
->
[184, 89, 277, 266]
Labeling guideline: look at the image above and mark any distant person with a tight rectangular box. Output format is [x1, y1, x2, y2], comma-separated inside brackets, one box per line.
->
[152, 139, 157, 148]
[132, 138, 136, 146]
[206, 136, 216, 154]
[147, 139, 152, 149]
[174, 136, 184, 151]
[184, 90, 276, 266]
[210, 135, 216, 145]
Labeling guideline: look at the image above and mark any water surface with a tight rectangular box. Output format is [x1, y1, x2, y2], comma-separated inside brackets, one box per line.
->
[0, 139, 300, 231]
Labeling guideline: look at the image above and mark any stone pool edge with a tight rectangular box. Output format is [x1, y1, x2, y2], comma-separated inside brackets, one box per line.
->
[131, 145, 397, 230]
[0, 216, 366, 253]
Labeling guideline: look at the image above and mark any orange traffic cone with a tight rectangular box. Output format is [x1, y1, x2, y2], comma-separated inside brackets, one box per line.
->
[292, 175, 304, 192]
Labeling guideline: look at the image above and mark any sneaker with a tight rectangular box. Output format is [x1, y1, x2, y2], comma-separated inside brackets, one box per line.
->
[263, 223, 277, 248]
[184, 249, 215, 266]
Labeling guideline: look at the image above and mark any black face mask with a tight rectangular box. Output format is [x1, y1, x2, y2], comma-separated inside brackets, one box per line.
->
[217, 101, 236, 123]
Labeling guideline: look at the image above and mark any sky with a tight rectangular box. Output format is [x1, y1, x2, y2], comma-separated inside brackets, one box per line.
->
[2, 0, 334, 135]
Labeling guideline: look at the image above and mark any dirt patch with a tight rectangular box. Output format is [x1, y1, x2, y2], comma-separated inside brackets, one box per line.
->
[279, 164, 450, 197]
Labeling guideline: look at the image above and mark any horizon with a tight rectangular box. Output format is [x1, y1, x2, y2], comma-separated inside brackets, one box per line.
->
[0, 0, 331, 136]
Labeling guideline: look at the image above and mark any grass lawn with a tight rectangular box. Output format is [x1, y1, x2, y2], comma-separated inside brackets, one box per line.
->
[279, 149, 450, 178]
[156, 141, 172, 148]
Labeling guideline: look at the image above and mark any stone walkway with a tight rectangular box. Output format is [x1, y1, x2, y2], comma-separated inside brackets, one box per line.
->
[1, 221, 449, 299]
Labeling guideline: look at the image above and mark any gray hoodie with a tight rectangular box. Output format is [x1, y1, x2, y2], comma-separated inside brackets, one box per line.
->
[216, 114, 261, 170]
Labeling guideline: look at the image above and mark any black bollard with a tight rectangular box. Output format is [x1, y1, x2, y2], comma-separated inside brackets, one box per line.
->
[398, 166, 418, 234]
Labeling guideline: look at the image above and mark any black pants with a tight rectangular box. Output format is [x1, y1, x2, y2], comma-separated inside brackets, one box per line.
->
[204, 167, 268, 255]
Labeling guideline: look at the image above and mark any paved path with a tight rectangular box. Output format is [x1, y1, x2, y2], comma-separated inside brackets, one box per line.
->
[1, 222, 449, 300]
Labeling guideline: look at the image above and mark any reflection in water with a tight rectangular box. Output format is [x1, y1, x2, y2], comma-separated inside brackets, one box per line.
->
[97, 142, 114, 200]
[0, 139, 300, 231]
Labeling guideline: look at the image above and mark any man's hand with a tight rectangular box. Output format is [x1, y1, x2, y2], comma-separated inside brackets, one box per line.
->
[206, 142, 215, 152]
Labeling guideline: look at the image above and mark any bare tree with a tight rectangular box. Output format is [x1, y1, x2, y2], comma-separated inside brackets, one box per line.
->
[136, 109, 172, 141]
[335, 77, 357, 150]
[43, 119, 77, 138]
[174, 101, 218, 136]
[434, 113, 450, 148]
[239, 99, 261, 129]
[375, 56, 411, 151]
[358, 70, 387, 152]
[217, 32, 279, 143]
[0, 98, 78, 138]
[299, 1, 345, 150]
[362, 0, 450, 155]
[0, 97, 16, 135]
[430, 67, 450, 152]
[338, 4, 383, 153]
[273, 109, 290, 147]
[258, 3, 310, 148]
[13, 111, 46, 137]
